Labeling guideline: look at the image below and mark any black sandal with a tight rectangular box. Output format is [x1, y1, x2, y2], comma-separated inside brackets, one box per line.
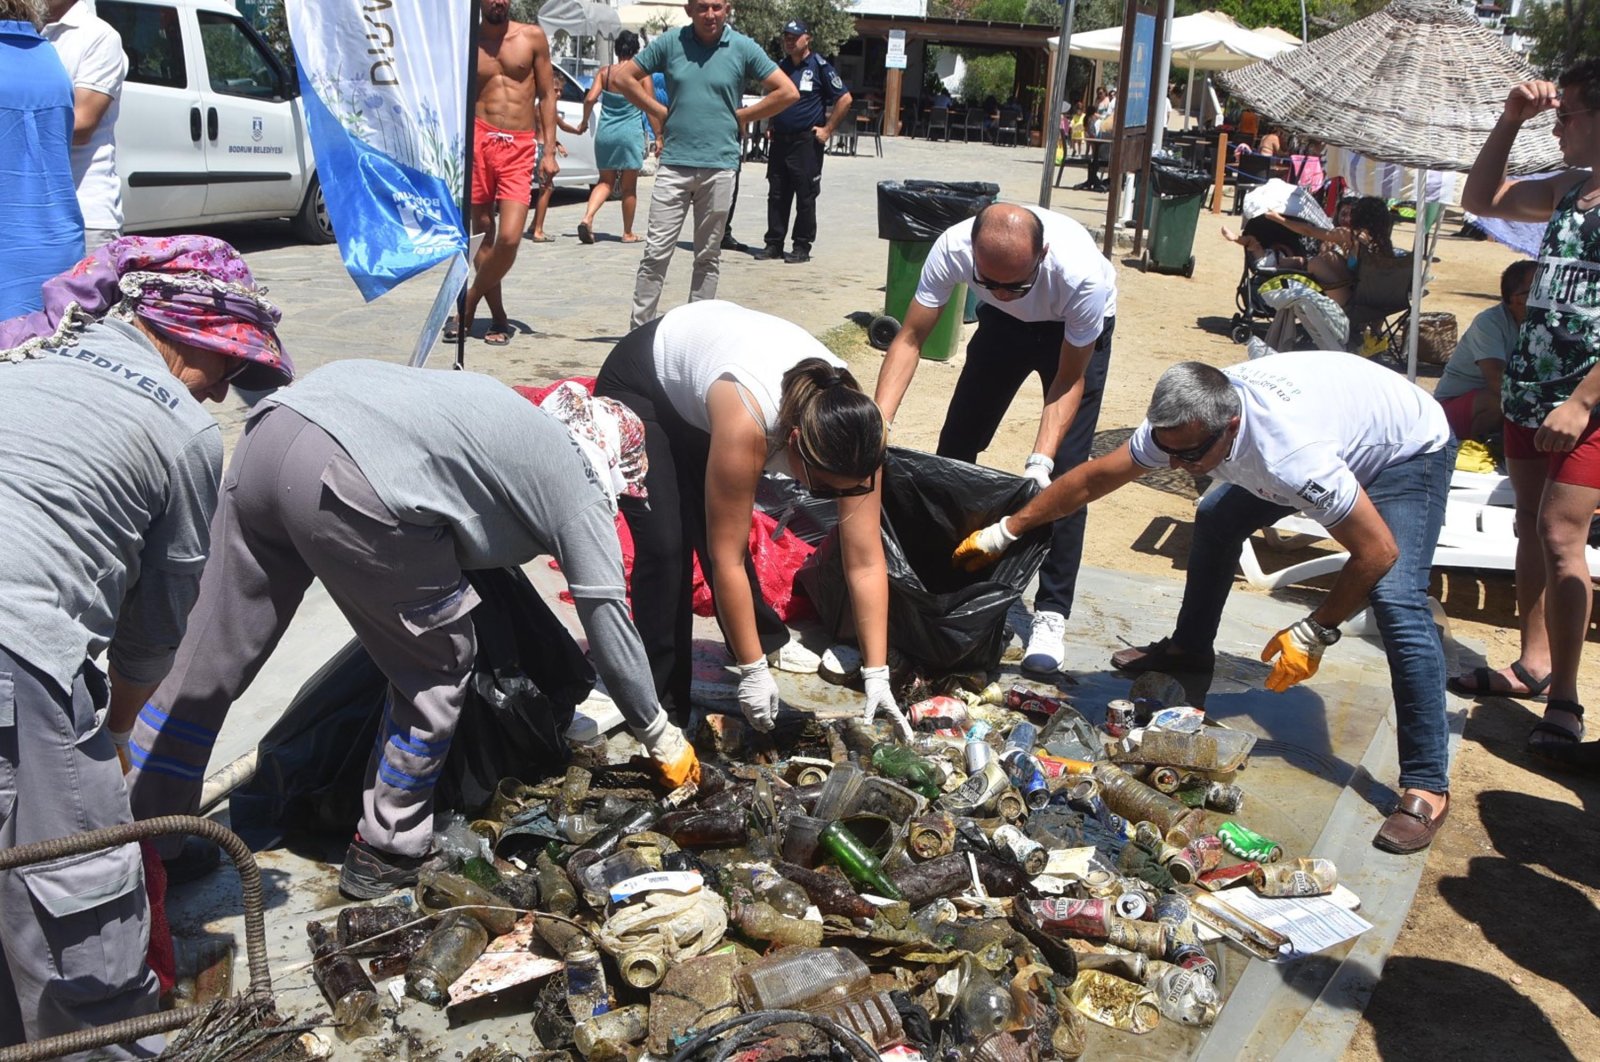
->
[1526, 698, 1585, 757]
[1448, 660, 1552, 700]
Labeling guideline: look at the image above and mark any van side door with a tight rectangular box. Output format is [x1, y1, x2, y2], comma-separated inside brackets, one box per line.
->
[193, 8, 305, 217]
[97, 0, 208, 229]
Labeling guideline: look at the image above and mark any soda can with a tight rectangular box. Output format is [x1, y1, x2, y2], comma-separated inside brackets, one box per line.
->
[1195, 861, 1258, 891]
[907, 814, 957, 860]
[1005, 685, 1066, 719]
[1114, 892, 1148, 921]
[907, 695, 970, 728]
[1217, 821, 1284, 864]
[1251, 857, 1337, 897]
[1148, 766, 1183, 793]
[1104, 699, 1136, 736]
[992, 824, 1048, 876]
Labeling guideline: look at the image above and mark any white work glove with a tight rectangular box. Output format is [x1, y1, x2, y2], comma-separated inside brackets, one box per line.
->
[861, 665, 912, 739]
[1023, 452, 1054, 489]
[736, 659, 780, 731]
[953, 517, 1019, 572]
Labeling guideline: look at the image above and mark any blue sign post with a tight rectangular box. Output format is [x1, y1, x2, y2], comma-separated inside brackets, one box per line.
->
[1122, 12, 1155, 130]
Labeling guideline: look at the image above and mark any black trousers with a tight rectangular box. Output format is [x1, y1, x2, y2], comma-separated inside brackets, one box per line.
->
[594, 320, 788, 719]
[936, 307, 1116, 619]
[764, 131, 824, 251]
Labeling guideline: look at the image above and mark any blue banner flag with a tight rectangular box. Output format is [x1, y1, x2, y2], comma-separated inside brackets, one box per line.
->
[286, 0, 469, 301]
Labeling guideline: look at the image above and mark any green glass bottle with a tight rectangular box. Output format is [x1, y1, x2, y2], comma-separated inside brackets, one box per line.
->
[869, 743, 943, 799]
[818, 821, 903, 900]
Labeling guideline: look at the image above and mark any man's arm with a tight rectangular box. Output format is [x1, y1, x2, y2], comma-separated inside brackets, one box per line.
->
[1463, 81, 1579, 221]
[873, 298, 942, 424]
[614, 60, 669, 130]
[1030, 337, 1095, 459]
[72, 87, 115, 145]
[818, 89, 853, 143]
[1315, 491, 1399, 626]
[736, 68, 799, 126]
[1009, 441, 1147, 534]
[527, 26, 560, 183]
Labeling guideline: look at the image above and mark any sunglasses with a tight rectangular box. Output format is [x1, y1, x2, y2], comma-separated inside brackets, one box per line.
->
[1151, 426, 1224, 464]
[795, 437, 875, 499]
[1555, 106, 1597, 129]
[222, 358, 250, 383]
[973, 253, 1044, 296]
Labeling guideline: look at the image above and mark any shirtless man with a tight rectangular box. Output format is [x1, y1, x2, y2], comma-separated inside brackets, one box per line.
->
[453, 0, 559, 347]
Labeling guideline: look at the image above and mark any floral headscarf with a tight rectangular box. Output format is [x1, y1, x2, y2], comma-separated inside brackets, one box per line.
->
[0, 235, 293, 389]
[537, 381, 648, 510]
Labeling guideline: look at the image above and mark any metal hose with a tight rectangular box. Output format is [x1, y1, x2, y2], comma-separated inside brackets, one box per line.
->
[0, 816, 272, 1062]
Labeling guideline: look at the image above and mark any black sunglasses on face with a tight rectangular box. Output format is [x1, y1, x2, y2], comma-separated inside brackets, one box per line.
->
[794, 437, 875, 499]
[1152, 426, 1224, 464]
[222, 358, 250, 383]
[973, 253, 1044, 296]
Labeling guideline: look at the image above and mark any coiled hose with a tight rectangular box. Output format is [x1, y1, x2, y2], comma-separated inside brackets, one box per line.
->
[0, 815, 271, 1062]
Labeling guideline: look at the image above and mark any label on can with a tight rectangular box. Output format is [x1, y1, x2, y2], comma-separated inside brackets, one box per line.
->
[1031, 897, 1112, 938]
[908, 696, 970, 727]
[1251, 858, 1336, 897]
[1005, 685, 1065, 718]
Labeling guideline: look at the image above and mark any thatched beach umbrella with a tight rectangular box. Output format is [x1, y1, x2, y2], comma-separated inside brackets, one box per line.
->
[1219, 0, 1561, 378]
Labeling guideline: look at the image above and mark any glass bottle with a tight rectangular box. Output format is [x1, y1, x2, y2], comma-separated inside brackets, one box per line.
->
[405, 911, 489, 1007]
[417, 869, 518, 936]
[772, 860, 877, 920]
[535, 850, 578, 916]
[818, 821, 903, 899]
[307, 920, 380, 1039]
[731, 900, 825, 947]
[869, 743, 943, 799]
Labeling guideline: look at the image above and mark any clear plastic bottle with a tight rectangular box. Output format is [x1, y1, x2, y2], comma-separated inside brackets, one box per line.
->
[731, 900, 825, 947]
[806, 987, 906, 1049]
[731, 863, 810, 917]
[813, 761, 866, 820]
[734, 946, 870, 1010]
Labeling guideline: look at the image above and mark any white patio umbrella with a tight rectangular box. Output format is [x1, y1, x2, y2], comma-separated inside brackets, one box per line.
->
[617, 1, 689, 33]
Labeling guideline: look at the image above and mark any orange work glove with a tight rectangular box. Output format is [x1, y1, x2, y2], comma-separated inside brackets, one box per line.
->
[1260, 618, 1327, 692]
[648, 721, 701, 789]
[953, 518, 1017, 572]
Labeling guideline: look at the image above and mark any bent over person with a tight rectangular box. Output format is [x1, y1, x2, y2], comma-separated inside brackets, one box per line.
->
[956, 353, 1455, 853]
[0, 236, 290, 1055]
[127, 361, 697, 900]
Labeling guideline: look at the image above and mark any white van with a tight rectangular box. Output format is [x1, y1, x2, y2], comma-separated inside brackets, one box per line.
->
[96, 0, 596, 245]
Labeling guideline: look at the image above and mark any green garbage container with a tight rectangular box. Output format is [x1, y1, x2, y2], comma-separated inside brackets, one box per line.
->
[872, 180, 999, 359]
[1142, 160, 1210, 277]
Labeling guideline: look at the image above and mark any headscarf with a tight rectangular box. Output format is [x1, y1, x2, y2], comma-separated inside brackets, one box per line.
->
[537, 380, 648, 510]
[0, 235, 293, 390]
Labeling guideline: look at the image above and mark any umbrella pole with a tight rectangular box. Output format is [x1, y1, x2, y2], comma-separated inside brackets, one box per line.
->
[1038, 0, 1079, 209]
[1406, 166, 1428, 382]
[1184, 58, 1195, 130]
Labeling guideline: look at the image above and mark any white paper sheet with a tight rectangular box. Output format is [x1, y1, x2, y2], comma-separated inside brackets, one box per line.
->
[1220, 889, 1372, 960]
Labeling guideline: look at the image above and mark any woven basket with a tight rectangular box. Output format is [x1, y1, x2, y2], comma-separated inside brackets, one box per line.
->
[1417, 311, 1457, 366]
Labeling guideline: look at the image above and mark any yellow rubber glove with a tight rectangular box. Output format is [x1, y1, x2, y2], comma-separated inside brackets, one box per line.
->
[649, 721, 701, 788]
[1260, 619, 1325, 692]
[953, 518, 1017, 572]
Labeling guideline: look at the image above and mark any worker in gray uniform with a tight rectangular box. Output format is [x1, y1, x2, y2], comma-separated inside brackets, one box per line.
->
[126, 361, 699, 900]
[0, 236, 291, 1056]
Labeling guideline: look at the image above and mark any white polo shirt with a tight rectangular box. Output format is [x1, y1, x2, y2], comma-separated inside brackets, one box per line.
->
[914, 204, 1117, 347]
[45, 0, 126, 232]
[1128, 351, 1450, 527]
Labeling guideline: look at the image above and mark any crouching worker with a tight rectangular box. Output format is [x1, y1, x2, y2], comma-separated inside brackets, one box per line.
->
[595, 300, 898, 734]
[0, 236, 291, 1055]
[954, 353, 1455, 854]
[127, 361, 696, 900]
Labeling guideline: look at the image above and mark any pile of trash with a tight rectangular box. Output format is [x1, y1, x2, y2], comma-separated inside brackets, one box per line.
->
[303, 671, 1356, 1060]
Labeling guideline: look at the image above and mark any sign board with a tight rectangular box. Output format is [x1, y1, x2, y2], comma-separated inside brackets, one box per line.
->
[1122, 12, 1155, 130]
[886, 29, 907, 70]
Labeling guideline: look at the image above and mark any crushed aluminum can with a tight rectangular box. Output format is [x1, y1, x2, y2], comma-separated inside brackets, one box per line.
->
[1251, 857, 1337, 897]
[1217, 821, 1283, 864]
[1163, 835, 1225, 885]
[1004, 685, 1067, 720]
[1195, 861, 1259, 891]
[991, 824, 1048, 876]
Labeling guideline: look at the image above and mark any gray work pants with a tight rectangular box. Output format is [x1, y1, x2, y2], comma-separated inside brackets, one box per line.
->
[629, 165, 735, 329]
[0, 646, 160, 1058]
[126, 407, 480, 859]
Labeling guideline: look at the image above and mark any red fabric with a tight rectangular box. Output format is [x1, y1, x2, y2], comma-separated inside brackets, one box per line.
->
[142, 841, 175, 995]
[1503, 416, 1600, 487]
[692, 512, 816, 622]
[515, 376, 597, 405]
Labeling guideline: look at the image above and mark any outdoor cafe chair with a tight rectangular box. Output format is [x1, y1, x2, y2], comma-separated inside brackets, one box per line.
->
[859, 105, 884, 158]
[995, 112, 1021, 147]
[925, 105, 950, 141]
[961, 109, 986, 143]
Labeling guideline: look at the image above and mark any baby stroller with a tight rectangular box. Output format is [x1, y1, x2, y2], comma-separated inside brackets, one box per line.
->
[1228, 213, 1318, 344]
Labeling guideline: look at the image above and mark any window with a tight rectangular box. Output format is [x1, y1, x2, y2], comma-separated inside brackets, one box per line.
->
[558, 69, 586, 105]
[198, 11, 285, 100]
[98, 0, 187, 90]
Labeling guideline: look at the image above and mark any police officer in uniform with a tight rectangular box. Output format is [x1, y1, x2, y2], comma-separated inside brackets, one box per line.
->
[756, 20, 850, 264]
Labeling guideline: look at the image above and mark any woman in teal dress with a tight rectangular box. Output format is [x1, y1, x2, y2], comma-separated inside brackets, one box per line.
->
[576, 31, 659, 245]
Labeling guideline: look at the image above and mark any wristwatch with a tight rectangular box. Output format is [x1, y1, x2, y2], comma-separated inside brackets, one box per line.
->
[1305, 617, 1342, 645]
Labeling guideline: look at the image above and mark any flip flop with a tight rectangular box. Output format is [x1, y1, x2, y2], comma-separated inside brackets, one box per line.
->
[621, 234, 642, 243]
[483, 327, 512, 347]
[577, 222, 594, 244]
[1447, 660, 1552, 700]
[442, 315, 461, 341]
[1526, 699, 1585, 756]
[526, 234, 554, 243]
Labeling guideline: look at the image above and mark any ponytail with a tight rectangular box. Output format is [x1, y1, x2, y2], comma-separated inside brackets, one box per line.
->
[777, 358, 886, 480]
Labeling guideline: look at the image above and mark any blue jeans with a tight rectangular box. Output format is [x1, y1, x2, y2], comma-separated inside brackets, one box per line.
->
[1172, 447, 1452, 792]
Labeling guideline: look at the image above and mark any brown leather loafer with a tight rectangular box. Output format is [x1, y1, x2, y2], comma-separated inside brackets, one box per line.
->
[1110, 637, 1216, 673]
[1373, 793, 1449, 854]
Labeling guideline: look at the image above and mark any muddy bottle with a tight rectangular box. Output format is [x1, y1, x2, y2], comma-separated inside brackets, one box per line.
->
[573, 1003, 649, 1061]
[773, 861, 877, 920]
[336, 903, 418, 955]
[908, 813, 958, 860]
[869, 743, 943, 799]
[405, 911, 489, 1007]
[1092, 763, 1201, 839]
[556, 765, 593, 817]
[973, 851, 1029, 896]
[564, 942, 611, 1022]
[417, 869, 518, 936]
[559, 802, 662, 867]
[818, 820, 903, 899]
[657, 807, 749, 848]
[535, 850, 579, 916]
[731, 899, 825, 947]
[890, 851, 975, 907]
[307, 920, 380, 1039]
[955, 961, 1014, 1038]
[731, 863, 810, 918]
[735, 946, 870, 1010]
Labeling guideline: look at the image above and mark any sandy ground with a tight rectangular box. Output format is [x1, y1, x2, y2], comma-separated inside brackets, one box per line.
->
[222, 135, 1597, 1057]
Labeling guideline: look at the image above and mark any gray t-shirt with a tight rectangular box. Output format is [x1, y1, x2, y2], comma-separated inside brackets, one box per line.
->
[0, 318, 222, 694]
[262, 360, 662, 731]
[1434, 302, 1518, 401]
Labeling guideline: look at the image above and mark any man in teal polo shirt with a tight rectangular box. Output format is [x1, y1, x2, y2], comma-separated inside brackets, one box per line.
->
[616, 0, 796, 329]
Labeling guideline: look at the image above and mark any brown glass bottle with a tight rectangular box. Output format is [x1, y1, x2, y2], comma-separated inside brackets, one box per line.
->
[772, 861, 877, 920]
[307, 921, 380, 1040]
[658, 807, 750, 847]
[336, 903, 417, 955]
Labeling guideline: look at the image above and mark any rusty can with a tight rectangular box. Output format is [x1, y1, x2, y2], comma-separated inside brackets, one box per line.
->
[1148, 766, 1183, 793]
[1202, 782, 1245, 813]
[907, 814, 957, 860]
[1165, 835, 1225, 885]
[1151, 892, 1191, 928]
[1105, 699, 1136, 736]
[992, 824, 1048, 876]
[1106, 915, 1168, 959]
[997, 787, 1028, 824]
[1251, 857, 1337, 897]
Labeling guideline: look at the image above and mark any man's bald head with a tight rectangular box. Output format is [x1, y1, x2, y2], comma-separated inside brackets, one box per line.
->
[971, 204, 1046, 290]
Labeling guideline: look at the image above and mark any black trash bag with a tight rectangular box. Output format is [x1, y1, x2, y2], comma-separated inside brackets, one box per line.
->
[231, 566, 593, 837]
[876, 180, 1000, 242]
[795, 447, 1050, 675]
[1149, 158, 1211, 198]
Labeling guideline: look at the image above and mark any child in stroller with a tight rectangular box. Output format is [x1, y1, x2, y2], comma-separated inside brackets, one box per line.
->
[1224, 211, 1321, 344]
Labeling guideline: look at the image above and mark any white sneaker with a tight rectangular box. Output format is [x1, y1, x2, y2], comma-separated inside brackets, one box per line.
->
[1022, 610, 1067, 674]
[767, 641, 822, 673]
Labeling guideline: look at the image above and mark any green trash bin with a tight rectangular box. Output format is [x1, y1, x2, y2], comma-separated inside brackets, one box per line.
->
[872, 180, 999, 359]
[1142, 161, 1210, 277]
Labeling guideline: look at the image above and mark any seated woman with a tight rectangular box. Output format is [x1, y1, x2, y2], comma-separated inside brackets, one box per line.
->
[1434, 260, 1537, 441]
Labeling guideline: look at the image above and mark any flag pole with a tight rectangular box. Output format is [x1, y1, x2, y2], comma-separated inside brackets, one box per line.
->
[456, 0, 481, 370]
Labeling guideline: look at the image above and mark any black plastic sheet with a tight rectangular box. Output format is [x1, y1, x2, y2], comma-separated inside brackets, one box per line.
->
[875, 180, 1000, 242]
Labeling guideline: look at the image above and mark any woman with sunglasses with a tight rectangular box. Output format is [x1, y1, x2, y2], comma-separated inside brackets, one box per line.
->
[595, 299, 894, 734]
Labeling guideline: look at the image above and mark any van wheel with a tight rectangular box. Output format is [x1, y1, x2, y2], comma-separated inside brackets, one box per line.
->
[293, 174, 335, 244]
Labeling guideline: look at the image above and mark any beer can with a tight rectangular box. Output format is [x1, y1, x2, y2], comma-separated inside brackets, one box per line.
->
[1106, 915, 1167, 958]
[1114, 892, 1149, 920]
[1168, 940, 1219, 983]
[1251, 857, 1337, 897]
[997, 787, 1028, 823]
[992, 824, 1048, 876]
[1005, 685, 1066, 719]
[1167, 834, 1225, 884]
[964, 738, 995, 774]
[1152, 892, 1191, 928]
[1032, 897, 1113, 938]
[1105, 699, 1136, 736]
[907, 814, 957, 860]
[1202, 781, 1244, 813]
[1195, 861, 1258, 891]
[1016, 769, 1051, 810]
[1081, 868, 1120, 898]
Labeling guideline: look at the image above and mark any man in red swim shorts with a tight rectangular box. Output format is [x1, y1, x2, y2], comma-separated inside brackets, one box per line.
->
[451, 0, 559, 347]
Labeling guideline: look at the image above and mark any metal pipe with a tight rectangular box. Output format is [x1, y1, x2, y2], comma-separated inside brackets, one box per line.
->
[0, 816, 273, 1062]
[1037, 0, 1080, 209]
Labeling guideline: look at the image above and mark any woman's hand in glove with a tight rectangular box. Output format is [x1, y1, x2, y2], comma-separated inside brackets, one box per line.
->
[861, 665, 912, 739]
[736, 658, 779, 731]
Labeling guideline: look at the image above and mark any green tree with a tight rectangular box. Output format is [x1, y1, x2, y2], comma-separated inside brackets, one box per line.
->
[959, 53, 1016, 104]
[728, 0, 858, 59]
[1512, 0, 1600, 75]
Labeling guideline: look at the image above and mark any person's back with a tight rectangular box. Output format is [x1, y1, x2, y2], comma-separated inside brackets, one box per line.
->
[42, 0, 125, 244]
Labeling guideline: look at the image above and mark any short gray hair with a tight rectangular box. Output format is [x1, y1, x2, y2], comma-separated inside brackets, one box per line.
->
[1146, 362, 1240, 432]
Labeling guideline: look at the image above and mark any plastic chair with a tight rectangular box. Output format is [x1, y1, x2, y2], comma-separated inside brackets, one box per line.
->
[860, 106, 884, 158]
[925, 105, 950, 141]
[962, 109, 987, 143]
[995, 112, 1021, 147]
[832, 100, 866, 155]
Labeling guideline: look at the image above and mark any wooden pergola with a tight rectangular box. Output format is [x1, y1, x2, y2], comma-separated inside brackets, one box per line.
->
[849, 14, 1062, 141]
